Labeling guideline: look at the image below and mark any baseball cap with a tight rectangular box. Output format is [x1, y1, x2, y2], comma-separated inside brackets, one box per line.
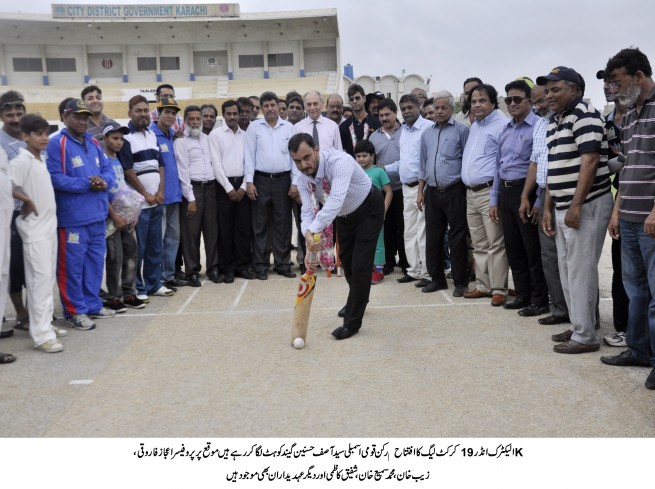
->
[516, 76, 535, 88]
[102, 122, 129, 137]
[63, 98, 92, 115]
[536, 66, 581, 86]
[157, 95, 180, 111]
[366, 91, 385, 103]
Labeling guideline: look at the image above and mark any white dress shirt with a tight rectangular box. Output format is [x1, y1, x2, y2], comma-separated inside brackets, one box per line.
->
[174, 131, 214, 202]
[208, 124, 247, 192]
[294, 115, 343, 151]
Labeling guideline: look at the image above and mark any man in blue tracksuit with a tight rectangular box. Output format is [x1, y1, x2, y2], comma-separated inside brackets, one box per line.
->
[150, 96, 186, 289]
[46, 99, 116, 330]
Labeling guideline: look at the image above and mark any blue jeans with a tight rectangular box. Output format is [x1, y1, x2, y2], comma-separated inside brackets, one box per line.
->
[161, 203, 180, 282]
[621, 219, 655, 366]
[136, 205, 164, 295]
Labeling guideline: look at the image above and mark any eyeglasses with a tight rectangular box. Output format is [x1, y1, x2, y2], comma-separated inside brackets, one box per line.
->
[0, 100, 25, 112]
[504, 96, 529, 106]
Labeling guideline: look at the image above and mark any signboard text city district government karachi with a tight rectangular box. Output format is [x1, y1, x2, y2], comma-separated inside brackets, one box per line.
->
[51, 4, 240, 19]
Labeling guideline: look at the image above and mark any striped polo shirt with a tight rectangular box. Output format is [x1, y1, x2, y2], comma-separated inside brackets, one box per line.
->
[546, 98, 610, 210]
[119, 122, 164, 208]
[618, 85, 655, 223]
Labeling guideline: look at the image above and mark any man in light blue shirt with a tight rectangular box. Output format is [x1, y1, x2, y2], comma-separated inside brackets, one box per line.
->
[461, 84, 510, 306]
[386, 94, 432, 286]
[245, 91, 299, 279]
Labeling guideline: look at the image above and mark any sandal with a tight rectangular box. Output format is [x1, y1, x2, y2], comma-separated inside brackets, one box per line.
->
[0, 352, 16, 364]
[14, 317, 29, 331]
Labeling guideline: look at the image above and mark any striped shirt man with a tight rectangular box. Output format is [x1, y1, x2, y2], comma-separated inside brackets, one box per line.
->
[119, 122, 164, 208]
[546, 99, 611, 210]
[297, 148, 371, 234]
[618, 85, 655, 223]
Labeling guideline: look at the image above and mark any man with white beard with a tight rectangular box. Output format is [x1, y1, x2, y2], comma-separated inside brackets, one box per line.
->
[174, 105, 220, 286]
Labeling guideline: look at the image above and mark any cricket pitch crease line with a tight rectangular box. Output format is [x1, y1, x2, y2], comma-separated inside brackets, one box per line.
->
[175, 279, 207, 314]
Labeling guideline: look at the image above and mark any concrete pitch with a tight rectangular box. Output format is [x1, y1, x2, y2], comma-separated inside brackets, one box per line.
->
[1, 236, 654, 438]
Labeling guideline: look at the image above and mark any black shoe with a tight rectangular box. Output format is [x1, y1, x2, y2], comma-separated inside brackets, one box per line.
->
[397, 274, 418, 283]
[238, 270, 255, 280]
[453, 286, 467, 297]
[600, 350, 651, 367]
[331, 326, 358, 340]
[414, 278, 431, 288]
[256, 272, 268, 281]
[646, 367, 655, 390]
[208, 272, 224, 284]
[175, 270, 186, 281]
[422, 282, 447, 293]
[223, 274, 235, 284]
[503, 298, 529, 310]
[277, 269, 297, 278]
[337, 305, 346, 318]
[538, 315, 570, 325]
[382, 265, 394, 276]
[165, 277, 189, 288]
[518, 304, 550, 317]
[0, 329, 14, 339]
[187, 274, 202, 287]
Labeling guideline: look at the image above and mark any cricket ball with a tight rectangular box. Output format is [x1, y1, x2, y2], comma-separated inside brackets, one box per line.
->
[293, 337, 305, 349]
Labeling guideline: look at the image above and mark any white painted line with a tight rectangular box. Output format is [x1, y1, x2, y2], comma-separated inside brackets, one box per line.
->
[69, 379, 94, 385]
[176, 279, 207, 314]
[231, 280, 249, 309]
[440, 290, 454, 304]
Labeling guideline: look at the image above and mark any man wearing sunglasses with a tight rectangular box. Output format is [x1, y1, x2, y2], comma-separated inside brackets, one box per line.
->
[492, 80, 548, 317]
[538, 66, 613, 354]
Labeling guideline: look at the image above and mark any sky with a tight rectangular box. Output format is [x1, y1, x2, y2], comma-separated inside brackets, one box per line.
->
[2, 0, 654, 109]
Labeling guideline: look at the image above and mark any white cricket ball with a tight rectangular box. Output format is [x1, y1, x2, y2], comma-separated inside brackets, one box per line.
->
[293, 337, 305, 349]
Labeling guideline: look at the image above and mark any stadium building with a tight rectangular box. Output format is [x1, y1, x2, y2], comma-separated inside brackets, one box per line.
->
[0, 3, 428, 123]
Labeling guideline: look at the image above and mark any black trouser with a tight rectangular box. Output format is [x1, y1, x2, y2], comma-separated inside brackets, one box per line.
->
[292, 200, 306, 266]
[611, 237, 629, 332]
[217, 177, 252, 275]
[425, 182, 470, 288]
[180, 181, 219, 276]
[338, 188, 384, 332]
[499, 182, 548, 306]
[251, 172, 292, 274]
[384, 188, 408, 270]
[9, 211, 25, 293]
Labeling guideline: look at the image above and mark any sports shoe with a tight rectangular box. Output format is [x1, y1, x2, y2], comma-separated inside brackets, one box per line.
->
[151, 286, 174, 297]
[35, 338, 64, 353]
[66, 314, 96, 331]
[136, 294, 150, 303]
[603, 332, 627, 347]
[90, 307, 116, 319]
[51, 324, 68, 337]
[124, 295, 146, 309]
[105, 298, 127, 313]
[371, 270, 384, 285]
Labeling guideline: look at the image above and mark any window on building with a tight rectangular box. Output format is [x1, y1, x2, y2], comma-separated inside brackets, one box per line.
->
[160, 56, 180, 71]
[46, 58, 77, 72]
[137, 57, 157, 71]
[268, 53, 293, 67]
[12, 57, 43, 72]
[238, 54, 264, 68]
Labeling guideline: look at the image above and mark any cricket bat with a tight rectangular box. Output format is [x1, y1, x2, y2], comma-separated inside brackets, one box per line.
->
[291, 234, 321, 348]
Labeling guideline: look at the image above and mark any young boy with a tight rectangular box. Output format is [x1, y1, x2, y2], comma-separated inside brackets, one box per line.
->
[103, 122, 145, 311]
[10, 115, 67, 353]
[354, 140, 392, 284]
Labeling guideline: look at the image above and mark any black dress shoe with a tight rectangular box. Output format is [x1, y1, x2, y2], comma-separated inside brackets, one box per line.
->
[646, 367, 655, 390]
[0, 329, 14, 339]
[208, 272, 224, 284]
[277, 269, 297, 278]
[538, 315, 570, 325]
[518, 304, 550, 317]
[453, 286, 467, 297]
[397, 274, 418, 283]
[503, 298, 529, 310]
[256, 272, 268, 281]
[223, 274, 235, 284]
[175, 270, 186, 281]
[187, 274, 202, 287]
[331, 326, 358, 340]
[238, 270, 255, 280]
[165, 277, 188, 288]
[422, 282, 447, 293]
[600, 350, 651, 367]
[382, 264, 395, 276]
[414, 278, 431, 288]
[338, 305, 346, 318]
